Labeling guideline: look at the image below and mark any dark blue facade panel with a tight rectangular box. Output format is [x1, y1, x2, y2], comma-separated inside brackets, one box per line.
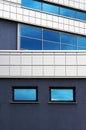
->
[0, 19, 17, 50]
[0, 78, 86, 130]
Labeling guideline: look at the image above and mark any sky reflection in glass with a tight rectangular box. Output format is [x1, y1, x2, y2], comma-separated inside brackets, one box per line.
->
[14, 89, 36, 101]
[61, 44, 77, 50]
[60, 7, 76, 18]
[22, 0, 42, 10]
[51, 89, 73, 101]
[78, 37, 86, 47]
[21, 25, 42, 39]
[20, 37, 42, 50]
[61, 34, 77, 46]
[43, 3, 58, 14]
[43, 41, 60, 50]
[43, 30, 60, 42]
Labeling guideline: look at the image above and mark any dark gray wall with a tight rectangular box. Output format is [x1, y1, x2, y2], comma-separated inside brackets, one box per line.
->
[0, 78, 86, 130]
[0, 19, 17, 50]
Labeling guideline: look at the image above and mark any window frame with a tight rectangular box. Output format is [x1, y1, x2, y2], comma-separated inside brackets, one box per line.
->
[12, 86, 38, 103]
[49, 87, 76, 103]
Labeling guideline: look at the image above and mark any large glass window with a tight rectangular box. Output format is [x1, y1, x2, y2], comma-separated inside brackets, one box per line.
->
[21, 0, 86, 22]
[78, 37, 86, 48]
[20, 24, 86, 50]
[43, 29, 60, 42]
[22, 0, 42, 10]
[49, 87, 76, 102]
[61, 34, 77, 46]
[60, 7, 76, 19]
[12, 87, 38, 102]
[42, 3, 59, 14]
[20, 37, 42, 50]
[43, 41, 60, 50]
[20, 25, 42, 39]
[77, 11, 86, 21]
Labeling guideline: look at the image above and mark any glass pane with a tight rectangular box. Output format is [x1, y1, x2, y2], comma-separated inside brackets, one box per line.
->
[78, 47, 86, 50]
[77, 11, 86, 21]
[60, 7, 76, 18]
[78, 37, 86, 47]
[43, 3, 59, 14]
[20, 25, 42, 39]
[61, 44, 77, 50]
[61, 33, 77, 45]
[43, 29, 60, 42]
[43, 41, 60, 50]
[51, 89, 73, 101]
[20, 37, 42, 50]
[21, 0, 42, 10]
[14, 89, 36, 101]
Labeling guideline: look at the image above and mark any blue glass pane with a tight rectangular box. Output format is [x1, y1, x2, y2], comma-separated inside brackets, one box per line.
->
[77, 11, 86, 21]
[43, 30, 60, 42]
[60, 7, 76, 18]
[14, 89, 36, 101]
[78, 47, 86, 50]
[43, 3, 59, 14]
[43, 41, 60, 50]
[61, 33, 77, 45]
[78, 37, 86, 47]
[20, 37, 42, 50]
[51, 89, 73, 101]
[20, 25, 42, 39]
[21, 0, 42, 10]
[61, 44, 77, 50]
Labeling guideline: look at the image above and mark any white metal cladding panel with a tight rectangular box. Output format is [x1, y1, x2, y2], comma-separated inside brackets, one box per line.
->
[0, 1, 86, 36]
[2, 0, 21, 4]
[0, 51, 86, 78]
[43, 0, 86, 11]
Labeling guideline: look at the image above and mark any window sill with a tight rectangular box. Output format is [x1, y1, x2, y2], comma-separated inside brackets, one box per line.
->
[10, 101, 40, 104]
[48, 102, 77, 104]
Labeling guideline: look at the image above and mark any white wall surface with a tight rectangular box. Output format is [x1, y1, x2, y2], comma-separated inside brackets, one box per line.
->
[0, 51, 86, 78]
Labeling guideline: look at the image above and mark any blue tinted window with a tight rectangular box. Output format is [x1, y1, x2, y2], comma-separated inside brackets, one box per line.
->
[22, 0, 42, 10]
[20, 37, 42, 50]
[20, 25, 42, 39]
[78, 37, 86, 47]
[13, 88, 37, 101]
[43, 3, 59, 14]
[61, 44, 77, 50]
[77, 11, 86, 21]
[43, 41, 60, 50]
[50, 88, 75, 102]
[43, 30, 60, 42]
[61, 34, 77, 45]
[78, 47, 86, 50]
[60, 7, 76, 18]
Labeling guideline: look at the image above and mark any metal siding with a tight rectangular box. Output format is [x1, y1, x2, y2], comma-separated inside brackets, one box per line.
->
[0, 78, 85, 130]
[0, 19, 17, 50]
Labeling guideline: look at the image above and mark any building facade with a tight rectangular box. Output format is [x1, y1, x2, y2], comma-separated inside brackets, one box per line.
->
[0, 0, 86, 130]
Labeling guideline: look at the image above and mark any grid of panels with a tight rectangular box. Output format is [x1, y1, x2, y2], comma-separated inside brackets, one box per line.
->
[20, 24, 86, 50]
[3, 0, 21, 4]
[0, 1, 86, 36]
[0, 51, 86, 77]
[21, 0, 86, 22]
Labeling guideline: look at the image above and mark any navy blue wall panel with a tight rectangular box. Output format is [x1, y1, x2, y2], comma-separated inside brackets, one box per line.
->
[0, 19, 17, 50]
[0, 78, 85, 130]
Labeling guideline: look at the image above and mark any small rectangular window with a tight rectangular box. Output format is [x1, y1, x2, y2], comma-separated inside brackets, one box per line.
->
[49, 87, 76, 102]
[12, 87, 38, 102]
